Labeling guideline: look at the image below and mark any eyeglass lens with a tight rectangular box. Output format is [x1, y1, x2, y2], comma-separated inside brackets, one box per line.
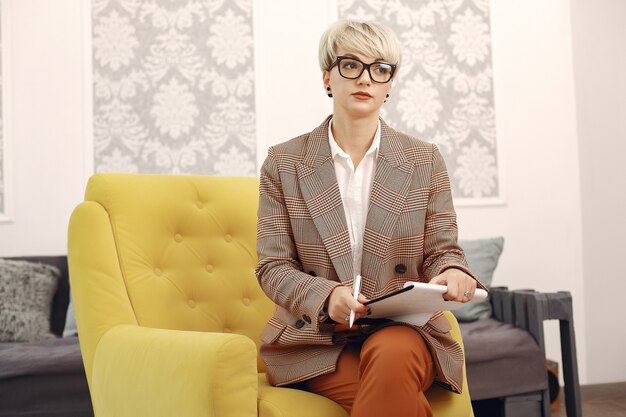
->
[338, 58, 393, 83]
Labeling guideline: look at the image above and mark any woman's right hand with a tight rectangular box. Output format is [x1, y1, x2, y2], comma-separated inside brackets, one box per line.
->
[327, 286, 369, 324]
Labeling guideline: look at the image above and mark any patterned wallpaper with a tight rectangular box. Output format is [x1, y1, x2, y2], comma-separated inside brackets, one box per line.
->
[338, 0, 500, 201]
[92, 0, 256, 175]
[92, 0, 499, 202]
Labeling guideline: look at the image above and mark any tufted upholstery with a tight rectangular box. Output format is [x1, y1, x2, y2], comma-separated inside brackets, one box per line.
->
[90, 174, 270, 368]
[68, 173, 474, 417]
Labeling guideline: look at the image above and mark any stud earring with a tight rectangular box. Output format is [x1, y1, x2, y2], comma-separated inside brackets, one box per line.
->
[384, 93, 390, 103]
[326, 86, 332, 98]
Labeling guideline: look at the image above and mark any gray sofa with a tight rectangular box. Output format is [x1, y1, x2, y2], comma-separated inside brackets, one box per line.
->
[0, 256, 580, 417]
[0, 256, 92, 417]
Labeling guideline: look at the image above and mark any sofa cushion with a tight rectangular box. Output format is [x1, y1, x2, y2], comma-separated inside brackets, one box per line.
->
[8, 256, 71, 337]
[63, 297, 78, 338]
[460, 318, 547, 400]
[0, 258, 60, 342]
[0, 371, 93, 417]
[0, 337, 84, 379]
[0, 338, 91, 417]
[258, 373, 348, 417]
[454, 237, 504, 322]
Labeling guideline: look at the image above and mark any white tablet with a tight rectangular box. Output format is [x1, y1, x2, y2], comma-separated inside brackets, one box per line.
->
[364, 281, 488, 326]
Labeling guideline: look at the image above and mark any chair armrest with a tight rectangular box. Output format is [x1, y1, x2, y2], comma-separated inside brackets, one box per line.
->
[489, 288, 582, 417]
[514, 290, 582, 417]
[91, 325, 258, 417]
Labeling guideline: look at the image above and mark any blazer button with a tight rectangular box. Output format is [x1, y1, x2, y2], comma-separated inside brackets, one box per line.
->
[395, 263, 407, 274]
[308, 271, 317, 276]
[303, 314, 311, 324]
[295, 320, 305, 328]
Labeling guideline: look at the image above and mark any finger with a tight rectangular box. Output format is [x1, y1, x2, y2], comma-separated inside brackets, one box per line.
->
[354, 312, 367, 322]
[465, 280, 478, 301]
[429, 275, 446, 285]
[453, 285, 466, 302]
[443, 281, 461, 301]
[357, 293, 370, 304]
[348, 304, 368, 316]
[347, 297, 368, 312]
[334, 311, 350, 323]
[329, 305, 353, 323]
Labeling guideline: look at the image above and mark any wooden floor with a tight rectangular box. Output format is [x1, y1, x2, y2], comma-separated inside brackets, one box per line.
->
[552, 382, 626, 417]
[472, 382, 626, 417]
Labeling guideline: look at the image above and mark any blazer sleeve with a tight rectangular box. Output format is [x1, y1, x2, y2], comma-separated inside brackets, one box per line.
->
[255, 149, 341, 332]
[421, 145, 486, 289]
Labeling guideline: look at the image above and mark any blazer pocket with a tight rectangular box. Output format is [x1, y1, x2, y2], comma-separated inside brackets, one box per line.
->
[276, 323, 335, 346]
[259, 317, 286, 344]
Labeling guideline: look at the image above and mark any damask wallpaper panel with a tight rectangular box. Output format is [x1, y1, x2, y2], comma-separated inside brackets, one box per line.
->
[92, 0, 256, 175]
[92, 0, 500, 203]
[338, 0, 502, 204]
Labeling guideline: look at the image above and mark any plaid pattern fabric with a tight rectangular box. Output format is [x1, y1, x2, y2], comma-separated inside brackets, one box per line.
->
[256, 116, 484, 392]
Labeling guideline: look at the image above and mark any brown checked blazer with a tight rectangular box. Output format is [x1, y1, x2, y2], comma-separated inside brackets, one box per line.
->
[256, 116, 485, 393]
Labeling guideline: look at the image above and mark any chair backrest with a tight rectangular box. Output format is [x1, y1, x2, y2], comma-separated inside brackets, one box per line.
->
[78, 173, 274, 371]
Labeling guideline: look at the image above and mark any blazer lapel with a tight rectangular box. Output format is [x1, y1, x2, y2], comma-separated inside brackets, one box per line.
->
[296, 117, 354, 283]
[361, 120, 416, 288]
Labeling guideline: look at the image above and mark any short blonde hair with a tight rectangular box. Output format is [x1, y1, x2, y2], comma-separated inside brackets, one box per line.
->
[318, 20, 402, 75]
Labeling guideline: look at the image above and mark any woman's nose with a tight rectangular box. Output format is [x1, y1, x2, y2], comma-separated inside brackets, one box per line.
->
[356, 68, 373, 85]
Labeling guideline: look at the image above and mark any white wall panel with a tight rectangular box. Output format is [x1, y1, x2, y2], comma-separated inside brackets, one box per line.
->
[571, 0, 626, 384]
[0, 0, 88, 255]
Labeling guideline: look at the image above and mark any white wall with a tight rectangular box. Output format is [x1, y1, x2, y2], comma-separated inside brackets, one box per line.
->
[0, 0, 89, 255]
[457, 0, 588, 383]
[2, 0, 624, 385]
[571, 0, 626, 384]
[254, 0, 336, 162]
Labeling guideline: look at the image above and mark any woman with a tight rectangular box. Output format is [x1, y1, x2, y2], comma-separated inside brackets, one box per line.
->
[256, 20, 485, 417]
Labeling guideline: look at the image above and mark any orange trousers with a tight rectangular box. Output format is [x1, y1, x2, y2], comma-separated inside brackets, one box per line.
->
[301, 325, 435, 417]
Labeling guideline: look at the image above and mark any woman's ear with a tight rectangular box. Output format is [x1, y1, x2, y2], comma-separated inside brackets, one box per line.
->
[322, 71, 332, 97]
[322, 70, 330, 85]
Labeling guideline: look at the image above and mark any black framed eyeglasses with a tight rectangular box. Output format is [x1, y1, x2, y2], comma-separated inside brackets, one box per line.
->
[329, 55, 396, 84]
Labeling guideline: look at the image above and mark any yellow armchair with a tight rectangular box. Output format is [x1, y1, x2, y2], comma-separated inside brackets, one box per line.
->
[68, 174, 474, 417]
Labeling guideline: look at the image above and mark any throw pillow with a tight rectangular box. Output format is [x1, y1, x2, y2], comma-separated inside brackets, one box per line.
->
[0, 258, 60, 342]
[453, 237, 505, 322]
[62, 296, 78, 337]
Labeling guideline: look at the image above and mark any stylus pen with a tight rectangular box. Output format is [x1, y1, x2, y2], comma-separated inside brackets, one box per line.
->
[349, 274, 362, 328]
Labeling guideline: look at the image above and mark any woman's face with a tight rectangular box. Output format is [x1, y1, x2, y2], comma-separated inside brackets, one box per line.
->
[323, 49, 394, 119]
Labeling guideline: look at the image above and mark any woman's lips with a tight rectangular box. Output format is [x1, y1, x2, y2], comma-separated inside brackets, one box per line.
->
[353, 92, 372, 100]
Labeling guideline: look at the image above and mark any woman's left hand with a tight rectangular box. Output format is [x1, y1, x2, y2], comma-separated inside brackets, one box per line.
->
[429, 268, 477, 303]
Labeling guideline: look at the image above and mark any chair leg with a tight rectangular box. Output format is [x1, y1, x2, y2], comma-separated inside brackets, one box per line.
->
[559, 302, 582, 417]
